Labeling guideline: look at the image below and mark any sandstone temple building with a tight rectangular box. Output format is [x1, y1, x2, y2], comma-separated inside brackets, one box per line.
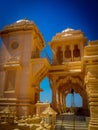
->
[0, 19, 98, 130]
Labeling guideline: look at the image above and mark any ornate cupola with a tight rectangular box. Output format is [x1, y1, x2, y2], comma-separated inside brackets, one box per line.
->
[49, 28, 87, 65]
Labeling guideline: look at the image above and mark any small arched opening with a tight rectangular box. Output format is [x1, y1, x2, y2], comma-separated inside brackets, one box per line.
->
[40, 76, 52, 103]
[66, 92, 82, 107]
[65, 89, 84, 115]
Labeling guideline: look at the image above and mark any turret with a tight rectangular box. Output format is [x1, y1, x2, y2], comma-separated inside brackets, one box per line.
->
[49, 28, 87, 65]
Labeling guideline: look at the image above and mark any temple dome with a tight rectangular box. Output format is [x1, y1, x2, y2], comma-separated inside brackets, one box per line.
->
[0, 19, 45, 47]
[62, 28, 74, 32]
[16, 19, 29, 23]
[0, 19, 34, 34]
[51, 28, 84, 42]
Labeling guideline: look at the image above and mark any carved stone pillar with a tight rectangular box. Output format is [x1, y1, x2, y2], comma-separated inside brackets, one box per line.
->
[57, 90, 61, 113]
[62, 46, 65, 63]
[82, 92, 89, 116]
[53, 47, 57, 64]
[51, 77, 58, 111]
[71, 44, 74, 61]
[62, 93, 66, 112]
[60, 92, 63, 112]
[84, 40, 98, 130]
[52, 87, 57, 107]
[86, 69, 98, 130]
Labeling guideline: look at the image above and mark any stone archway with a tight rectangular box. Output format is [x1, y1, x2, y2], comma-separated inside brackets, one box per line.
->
[50, 75, 89, 116]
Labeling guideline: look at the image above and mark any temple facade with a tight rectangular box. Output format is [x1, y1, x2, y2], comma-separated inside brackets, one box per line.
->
[49, 28, 89, 115]
[0, 19, 98, 130]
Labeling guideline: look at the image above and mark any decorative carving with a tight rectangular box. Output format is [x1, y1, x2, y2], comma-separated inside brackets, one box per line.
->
[57, 76, 83, 88]
[11, 41, 19, 50]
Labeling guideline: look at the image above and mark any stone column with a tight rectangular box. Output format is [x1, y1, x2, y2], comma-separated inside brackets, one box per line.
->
[52, 87, 57, 107]
[57, 90, 61, 113]
[84, 40, 98, 130]
[62, 93, 66, 112]
[53, 47, 57, 64]
[81, 91, 89, 116]
[62, 46, 65, 63]
[64, 93, 67, 112]
[51, 77, 58, 111]
[60, 92, 63, 112]
[71, 44, 74, 61]
[60, 92, 65, 113]
[86, 69, 98, 130]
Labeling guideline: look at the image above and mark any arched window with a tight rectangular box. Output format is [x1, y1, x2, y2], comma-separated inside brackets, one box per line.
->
[73, 45, 80, 61]
[66, 92, 82, 107]
[56, 47, 63, 64]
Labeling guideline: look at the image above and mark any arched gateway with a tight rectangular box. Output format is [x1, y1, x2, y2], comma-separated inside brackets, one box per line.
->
[48, 28, 89, 115]
[0, 20, 98, 130]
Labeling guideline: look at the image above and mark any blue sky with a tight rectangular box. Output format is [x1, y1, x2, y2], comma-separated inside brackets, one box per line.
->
[0, 0, 98, 106]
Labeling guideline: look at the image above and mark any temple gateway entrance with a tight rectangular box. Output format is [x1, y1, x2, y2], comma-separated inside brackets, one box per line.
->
[0, 20, 98, 130]
[49, 75, 89, 116]
[48, 28, 89, 116]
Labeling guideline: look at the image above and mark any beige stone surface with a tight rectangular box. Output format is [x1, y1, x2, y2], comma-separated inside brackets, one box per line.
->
[0, 20, 98, 130]
[84, 40, 98, 130]
[0, 19, 49, 116]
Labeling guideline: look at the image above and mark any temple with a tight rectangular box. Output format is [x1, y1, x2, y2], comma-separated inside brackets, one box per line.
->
[0, 19, 98, 130]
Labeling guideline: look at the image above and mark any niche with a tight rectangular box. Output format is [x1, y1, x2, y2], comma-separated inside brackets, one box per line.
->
[64, 45, 72, 61]
[56, 47, 63, 64]
[73, 45, 80, 61]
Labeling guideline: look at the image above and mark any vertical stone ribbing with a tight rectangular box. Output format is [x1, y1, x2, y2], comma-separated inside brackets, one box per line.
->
[86, 70, 98, 130]
[84, 40, 98, 130]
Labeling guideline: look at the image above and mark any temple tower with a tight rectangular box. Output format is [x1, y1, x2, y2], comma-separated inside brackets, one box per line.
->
[0, 19, 50, 116]
[48, 28, 89, 115]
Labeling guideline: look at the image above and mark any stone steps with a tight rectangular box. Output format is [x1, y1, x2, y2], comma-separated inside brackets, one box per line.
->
[55, 114, 88, 130]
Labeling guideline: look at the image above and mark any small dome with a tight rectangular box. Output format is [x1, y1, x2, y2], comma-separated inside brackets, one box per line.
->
[16, 19, 29, 23]
[62, 28, 74, 33]
[50, 28, 85, 44]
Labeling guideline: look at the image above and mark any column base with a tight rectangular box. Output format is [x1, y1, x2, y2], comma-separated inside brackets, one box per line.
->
[17, 99, 36, 116]
[89, 125, 98, 130]
[89, 119, 98, 130]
